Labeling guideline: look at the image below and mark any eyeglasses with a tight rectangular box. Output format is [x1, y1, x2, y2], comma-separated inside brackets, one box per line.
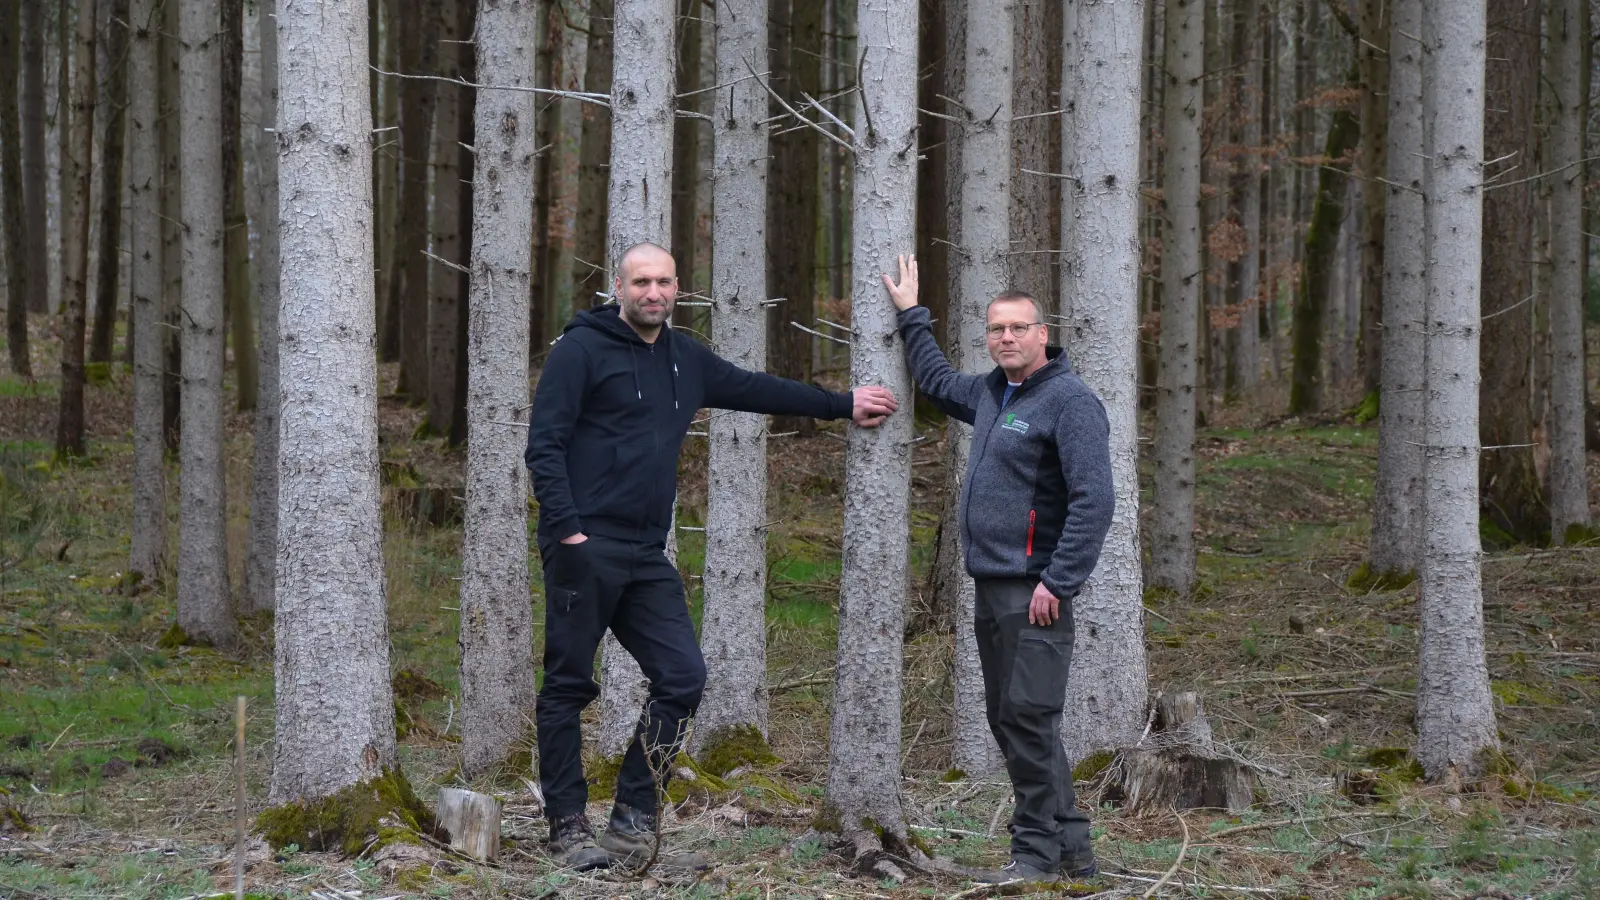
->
[985, 322, 1043, 339]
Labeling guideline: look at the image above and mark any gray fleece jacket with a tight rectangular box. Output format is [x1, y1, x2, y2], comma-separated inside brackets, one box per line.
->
[898, 306, 1114, 600]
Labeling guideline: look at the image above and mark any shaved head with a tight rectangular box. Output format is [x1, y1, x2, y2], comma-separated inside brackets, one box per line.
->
[617, 242, 675, 282]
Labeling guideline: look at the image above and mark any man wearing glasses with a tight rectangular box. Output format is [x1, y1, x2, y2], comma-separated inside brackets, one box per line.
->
[883, 255, 1113, 885]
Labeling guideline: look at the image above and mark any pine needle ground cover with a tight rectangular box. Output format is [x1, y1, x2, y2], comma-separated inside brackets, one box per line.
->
[1, 346, 1597, 898]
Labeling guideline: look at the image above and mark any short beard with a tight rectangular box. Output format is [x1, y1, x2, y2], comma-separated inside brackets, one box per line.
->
[621, 296, 672, 328]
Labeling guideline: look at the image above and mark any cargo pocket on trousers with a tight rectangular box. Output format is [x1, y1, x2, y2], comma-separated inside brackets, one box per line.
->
[1007, 633, 1070, 712]
[550, 587, 581, 615]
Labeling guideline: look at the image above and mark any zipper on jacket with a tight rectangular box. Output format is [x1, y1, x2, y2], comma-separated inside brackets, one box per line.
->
[1027, 509, 1036, 557]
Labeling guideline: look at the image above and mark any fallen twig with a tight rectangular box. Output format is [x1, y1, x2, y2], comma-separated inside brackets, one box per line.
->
[1142, 812, 1189, 898]
[1206, 809, 1405, 840]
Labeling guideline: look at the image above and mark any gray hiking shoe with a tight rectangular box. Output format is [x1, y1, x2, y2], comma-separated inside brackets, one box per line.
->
[970, 858, 1061, 886]
[1058, 853, 1099, 880]
[547, 812, 611, 871]
[599, 802, 710, 871]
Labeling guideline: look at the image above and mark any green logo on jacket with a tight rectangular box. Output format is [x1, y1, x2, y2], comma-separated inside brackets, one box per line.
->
[1002, 412, 1030, 434]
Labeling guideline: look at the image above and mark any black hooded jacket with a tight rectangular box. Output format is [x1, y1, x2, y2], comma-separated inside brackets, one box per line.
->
[526, 305, 854, 545]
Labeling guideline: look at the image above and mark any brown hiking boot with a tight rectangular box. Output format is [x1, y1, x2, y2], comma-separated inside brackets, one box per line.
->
[547, 812, 611, 871]
[599, 802, 710, 871]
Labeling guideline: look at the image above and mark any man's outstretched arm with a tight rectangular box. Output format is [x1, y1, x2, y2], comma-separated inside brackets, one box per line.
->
[525, 337, 589, 541]
[885, 254, 984, 425]
[697, 346, 899, 427]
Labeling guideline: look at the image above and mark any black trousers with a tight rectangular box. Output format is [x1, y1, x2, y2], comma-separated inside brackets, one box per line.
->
[973, 577, 1093, 871]
[535, 534, 705, 819]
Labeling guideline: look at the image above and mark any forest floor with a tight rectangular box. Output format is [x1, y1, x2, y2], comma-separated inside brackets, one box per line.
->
[2, 319, 1599, 899]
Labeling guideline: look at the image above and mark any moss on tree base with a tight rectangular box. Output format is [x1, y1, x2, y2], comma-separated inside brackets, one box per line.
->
[257, 767, 434, 856]
[694, 724, 778, 777]
[1346, 562, 1417, 593]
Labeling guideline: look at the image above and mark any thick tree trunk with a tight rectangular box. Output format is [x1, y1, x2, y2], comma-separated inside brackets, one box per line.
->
[1058, 0, 1149, 764]
[20, 0, 47, 315]
[1477, 0, 1547, 546]
[824, 0, 917, 854]
[459, 0, 537, 778]
[1416, 0, 1498, 784]
[1356, 0, 1387, 399]
[177, 0, 235, 648]
[242, 0, 281, 616]
[390, 0, 442, 399]
[88, 0, 128, 365]
[597, 0, 677, 758]
[55, 0, 96, 459]
[570, 0, 612, 304]
[1288, 100, 1359, 417]
[1547, 0, 1591, 540]
[937, 0, 1007, 780]
[1369, 0, 1425, 579]
[692, 0, 772, 757]
[128, 0, 165, 584]
[425, 0, 464, 435]
[222, 0, 257, 411]
[767, 0, 820, 435]
[271, 0, 397, 804]
[1, 0, 31, 376]
[1151, 0, 1201, 597]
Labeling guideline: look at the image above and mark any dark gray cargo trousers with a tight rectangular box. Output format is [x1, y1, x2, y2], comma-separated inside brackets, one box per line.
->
[974, 577, 1093, 871]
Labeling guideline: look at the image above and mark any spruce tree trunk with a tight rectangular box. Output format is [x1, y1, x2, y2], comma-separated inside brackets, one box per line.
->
[20, 0, 47, 315]
[390, 0, 442, 399]
[597, 0, 677, 758]
[767, 0, 820, 435]
[160, 0, 181, 452]
[1416, 0, 1497, 784]
[940, 0, 1006, 780]
[177, 0, 235, 648]
[1151, 0, 1201, 597]
[459, 0, 537, 778]
[1370, 0, 1426, 578]
[88, 0, 127, 365]
[1547, 0, 1591, 540]
[1058, 0, 1149, 764]
[243, 0, 280, 616]
[425, 0, 463, 435]
[128, 0, 165, 584]
[1, 0, 31, 376]
[1356, 0, 1386, 399]
[55, 0, 96, 459]
[1477, 0, 1546, 546]
[692, 0, 773, 757]
[272, 0, 397, 801]
[1012, 0, 1056, 308]
[1228, 0, 1260, 398]
[570, 0, 612, 304]
[1287, 100, 1359, 417]
[824, 0, 917, 854]
[222, 0, 257, 411]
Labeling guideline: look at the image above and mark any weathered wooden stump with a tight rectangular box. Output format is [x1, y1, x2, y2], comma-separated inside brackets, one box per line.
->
[434, 788, 501, 862]
[1120, 691, 1254, 814]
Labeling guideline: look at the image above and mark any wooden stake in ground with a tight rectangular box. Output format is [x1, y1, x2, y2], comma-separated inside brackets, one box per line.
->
[434, 788, 500, 862]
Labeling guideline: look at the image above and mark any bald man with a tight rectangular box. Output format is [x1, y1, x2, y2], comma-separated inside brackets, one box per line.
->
[526, 243, 898, 870]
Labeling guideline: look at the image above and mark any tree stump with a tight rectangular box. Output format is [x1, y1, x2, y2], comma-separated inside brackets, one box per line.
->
[1120, 691, 1254, 814]
[434, 788, 501, 862]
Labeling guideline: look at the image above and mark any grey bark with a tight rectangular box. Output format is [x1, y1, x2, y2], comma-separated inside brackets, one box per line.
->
[426, 0, 464, 435]
[692, 0, 772, 754]
[270, 0, 397, 804]
[459, 0, 538, 778]
[1370, 0, 1424, 577]
[55, 0, 95, 458]
[939, 0, 1008, 779]
[243, 0, 281, 616]
[1416, 0, 1497, 783]
[128, 0, 164, 583]
[177, 0, 234, 647]
[1547, 0, 1591, 540]
[597, 0, 677, 758]
[1011, 0, 1056, 305]
[1057, 0, 1149, 764]
[20, 0, 47, 315]
[88, 0, 127, 365]
[2, 0, 31, 376]
[824, 0, 917, 850]
[1151, 0, 1201, 597]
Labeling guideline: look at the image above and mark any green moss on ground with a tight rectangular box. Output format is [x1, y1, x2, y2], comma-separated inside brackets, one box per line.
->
[256, 767, 433, 856]
[1073, 750, 1116, 783]
[1346, 562, 1417, 593]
